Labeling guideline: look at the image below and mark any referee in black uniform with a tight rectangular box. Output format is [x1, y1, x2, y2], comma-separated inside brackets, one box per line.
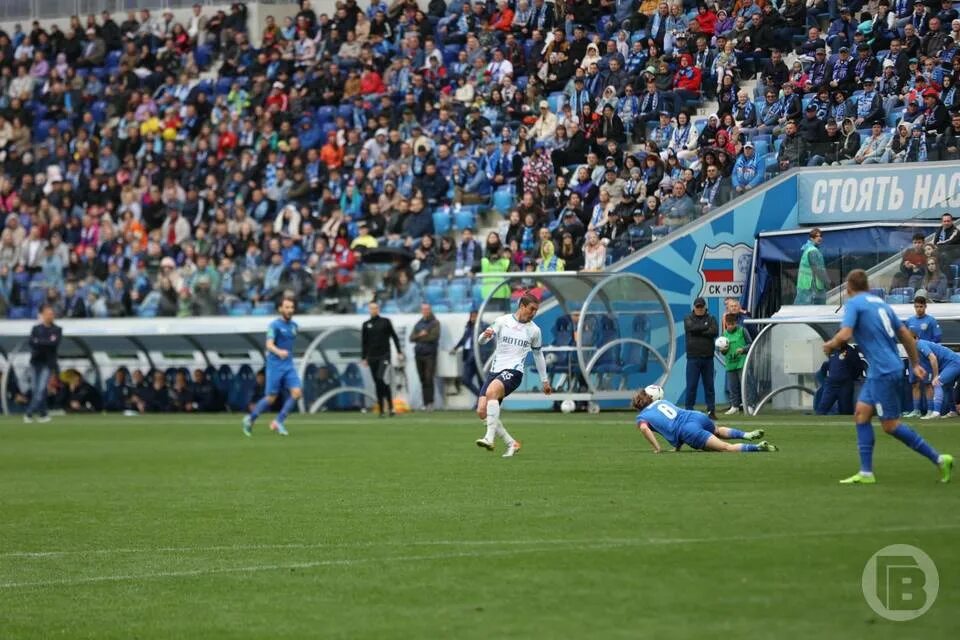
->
[361, 301, 403, 417]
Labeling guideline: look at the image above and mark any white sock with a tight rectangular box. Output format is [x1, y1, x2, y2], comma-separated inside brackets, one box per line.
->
[497, 419, 515, 446]
[484, 400, 499, 442]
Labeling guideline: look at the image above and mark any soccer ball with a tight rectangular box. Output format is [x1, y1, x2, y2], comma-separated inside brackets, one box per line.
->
[715, 336, 730, 353]
[644, 384, 664, 401]
[560, 399, 576, 413]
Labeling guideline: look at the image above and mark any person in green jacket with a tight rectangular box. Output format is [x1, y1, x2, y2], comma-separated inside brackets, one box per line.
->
[720, 313, 750, 415]
[795, 228, 828, 304]
[481, 246, 512, 310]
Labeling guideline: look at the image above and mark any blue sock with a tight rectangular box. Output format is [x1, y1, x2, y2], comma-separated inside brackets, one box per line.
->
[933, 386, 944, 414]
[891, 424, 940, 464]
[277, 396, 297, 422]
[726, 428, 746, 439]
[856, 423, 875, 473]
[740, 444, 759, 452]
[250, 397, 271, 421]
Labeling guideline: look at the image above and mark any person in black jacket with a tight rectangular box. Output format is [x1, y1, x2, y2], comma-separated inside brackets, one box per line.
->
[25, 304, 63, 423]
[410, 303, 441, 410]
[361, 301, 404, 417]
[191, 368, 220, 412]
[684, 297, 719, 418]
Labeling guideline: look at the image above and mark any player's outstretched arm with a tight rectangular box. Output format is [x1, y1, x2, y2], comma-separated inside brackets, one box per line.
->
[637, 422, 662, 454]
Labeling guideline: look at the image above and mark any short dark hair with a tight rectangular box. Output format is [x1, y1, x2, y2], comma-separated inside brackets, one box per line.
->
[847, 268, 869, 293]
[809, 228, 821, 238]
[724, 313, 738, 325]
[518, 292, 540, 307]
[38, 303, 54, 314]
[913, 232, 926, 241]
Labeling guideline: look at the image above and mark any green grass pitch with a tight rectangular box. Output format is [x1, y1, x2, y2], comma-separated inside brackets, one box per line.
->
[0, 411, 957, 639]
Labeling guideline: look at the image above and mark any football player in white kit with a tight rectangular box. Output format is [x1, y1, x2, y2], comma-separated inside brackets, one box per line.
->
[475, 293, 553, 457]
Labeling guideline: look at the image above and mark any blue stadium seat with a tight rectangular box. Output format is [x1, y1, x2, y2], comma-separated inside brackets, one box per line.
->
[869, 288, 887, 299]
[424, 283, 447, 306]
[448, 282, 469, 302]
[547, 92, 564, 113]
[453, 208, 476, 230]
[432, 210, 452, 235]
[193, 45, 212, 69]
[316, 105, 336, 123]
[337, 104, 354, 119]
[432, 302, 451, 313]
[492, 188, 513, 214]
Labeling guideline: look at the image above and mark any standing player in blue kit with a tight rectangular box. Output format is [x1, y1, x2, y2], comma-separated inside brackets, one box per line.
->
[243, 296, 301, 437]
[823, 270, 953, 484]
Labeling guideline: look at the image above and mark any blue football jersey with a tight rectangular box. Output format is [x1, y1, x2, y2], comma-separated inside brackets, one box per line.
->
[905, 314, 942, 343]
[917, 339, 960, 368]
[635, 400, 693, 448]
[841, 293, 904, 378]
[266, 317, 298, 366]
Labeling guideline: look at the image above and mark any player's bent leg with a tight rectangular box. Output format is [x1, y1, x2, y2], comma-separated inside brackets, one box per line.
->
[714, 425, 765, 441]
[701, 435, 777, 452]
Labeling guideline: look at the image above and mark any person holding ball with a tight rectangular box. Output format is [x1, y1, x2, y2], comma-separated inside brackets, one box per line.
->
[719, 313, 750, 415]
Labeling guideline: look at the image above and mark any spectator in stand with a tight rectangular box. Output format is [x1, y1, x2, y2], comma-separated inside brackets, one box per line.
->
[935, 213, 960, 265]
[912, 255, 949, 301]
[894, 233, 929, 288]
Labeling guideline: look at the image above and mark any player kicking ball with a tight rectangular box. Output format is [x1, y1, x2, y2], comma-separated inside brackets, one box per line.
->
[475, 293, 552, 457]
[243, 296, 302, 437]
[824, 270, 953, 484]
[632, 385, 777, 453]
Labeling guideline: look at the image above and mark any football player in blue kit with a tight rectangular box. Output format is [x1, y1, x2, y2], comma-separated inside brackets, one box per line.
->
[243, 296, 302, 437]
[632, 385, 777, 453]
[823, 270, 953, 484]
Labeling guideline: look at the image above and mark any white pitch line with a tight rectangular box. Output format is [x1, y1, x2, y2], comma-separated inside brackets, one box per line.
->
[2, 523, 958, 589]
[2, 523, 958, 560]
[0, 542, 637, 590]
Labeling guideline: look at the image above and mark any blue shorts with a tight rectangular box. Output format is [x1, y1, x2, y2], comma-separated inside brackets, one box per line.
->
[266, 365, 302, 396]
[858, 373, 903, 421]
[677, 413, 716, 450]
[479, 369, 523, 398]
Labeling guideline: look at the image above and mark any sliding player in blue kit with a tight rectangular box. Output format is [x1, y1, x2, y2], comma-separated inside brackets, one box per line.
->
[823, 270, 953, 484]
[632, 385, 777, 453]
[243, 296, 301, 437]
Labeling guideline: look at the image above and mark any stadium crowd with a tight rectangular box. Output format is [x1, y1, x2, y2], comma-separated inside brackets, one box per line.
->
[0, 0, 957, 318]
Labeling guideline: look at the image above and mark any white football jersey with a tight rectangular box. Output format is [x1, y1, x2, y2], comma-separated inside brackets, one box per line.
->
[488, 313, 543, 373]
